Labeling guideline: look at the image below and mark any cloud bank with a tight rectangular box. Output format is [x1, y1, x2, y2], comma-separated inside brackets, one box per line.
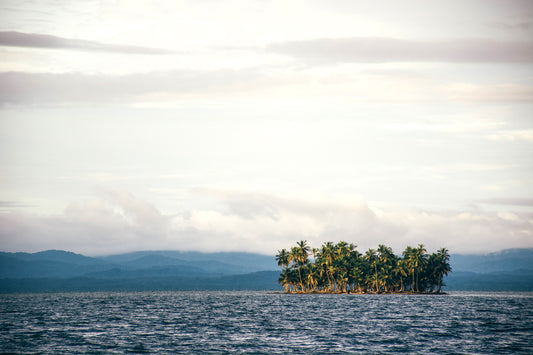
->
[0, 69, 277, 105]
[477, 198, 533, 206]
[267, 37, 533, 63]
[0, 189, 531, 256]
[2, 68, 532, 105]
[0, 31, 174, 54]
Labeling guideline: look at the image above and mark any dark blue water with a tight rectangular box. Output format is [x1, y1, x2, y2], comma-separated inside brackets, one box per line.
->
[1, 291, 532, 354]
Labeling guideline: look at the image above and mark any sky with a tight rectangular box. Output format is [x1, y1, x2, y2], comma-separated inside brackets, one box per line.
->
[0, 0, 532, 256]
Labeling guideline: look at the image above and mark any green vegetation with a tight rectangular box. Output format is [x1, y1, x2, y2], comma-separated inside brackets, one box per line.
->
[276, 241, 451, 294]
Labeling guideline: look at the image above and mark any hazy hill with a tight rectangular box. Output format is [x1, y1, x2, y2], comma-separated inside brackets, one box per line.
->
[450, 248, 533, 273]
[82, 265, 212, 279]
[0, 249, 277, 279]
[104, 254, 264, 275]
[98, 250, 278, 273]
[446, 248, 533, 291]
[0, 251, 114, 278]
[21, 250, 108, 265]
[445, 270, 533, 291]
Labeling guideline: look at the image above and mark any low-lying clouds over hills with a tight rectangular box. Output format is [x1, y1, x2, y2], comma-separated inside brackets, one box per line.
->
[1, 189, 530, 255]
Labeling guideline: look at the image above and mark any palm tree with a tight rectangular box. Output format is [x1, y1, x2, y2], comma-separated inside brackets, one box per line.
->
[337, 271, 350, 293]
[393, 259, 408, 292]
[296, 240, 311, 262]
[289, 247, 301, 291]
[434, 248, 451, 293]
[403, 246, 416, 292]
[336, 241, 350, 259]
[275, 249, 290, 270]
[407, 244, 427, 292]
[365, 249, 379, 293]
[349, 260, 366, 293]
[290, 240, 310, 292]
[334, 241, 352, 293]
[319, 242, 336, 291]
[305, 263, 319, 292]
[278, 268, 297, 293]
[377, 244, 396, 292]
[311, 248, 319, 262]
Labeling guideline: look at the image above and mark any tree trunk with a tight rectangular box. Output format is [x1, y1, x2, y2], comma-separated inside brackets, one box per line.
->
[374, 265, 378, 293]
[297, 267, 305, 292]
[436, 278, 442, 293]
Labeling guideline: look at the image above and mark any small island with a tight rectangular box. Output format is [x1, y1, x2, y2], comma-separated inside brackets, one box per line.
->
[276, 241, 451, 294]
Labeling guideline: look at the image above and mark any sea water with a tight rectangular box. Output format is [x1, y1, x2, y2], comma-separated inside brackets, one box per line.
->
[1, 291, 532, 354]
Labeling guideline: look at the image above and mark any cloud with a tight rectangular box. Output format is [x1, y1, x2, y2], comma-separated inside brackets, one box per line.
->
[476, 198, 533, 206]
[0, 68, 282, 105]
[487, 130, 533, 142]
[0, 201, 36, 208]
[0, 189, 531, 256]
[490, 20, 531, 31]
[2, 67, 531, 106]
[445, 83, 533, 103]
[266, 37, 533, 64]
[0, 31, 174, 54]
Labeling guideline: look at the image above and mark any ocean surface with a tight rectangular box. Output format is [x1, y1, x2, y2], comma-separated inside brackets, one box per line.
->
[1, 291, 532, 354]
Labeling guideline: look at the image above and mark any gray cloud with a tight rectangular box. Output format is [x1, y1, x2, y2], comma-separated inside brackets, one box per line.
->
[0, 200, 36, 208]
[476, 198, 533, 206]
[267, 37, 533, 63]
[0, 68, 282, 105]
[2, 67, 531, 106]
[0, 31, 174, 54]
[490, 20, 531, 31]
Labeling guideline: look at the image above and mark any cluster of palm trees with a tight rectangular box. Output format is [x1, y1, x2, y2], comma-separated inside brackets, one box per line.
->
[276, 240, 451, 294]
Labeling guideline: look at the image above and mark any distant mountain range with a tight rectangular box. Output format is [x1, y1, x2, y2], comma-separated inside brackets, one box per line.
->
[450, 248, 533, 273]
[1, 248, 532, 293]
[0, 249, 281, 293]
[446, 248, 533, 291]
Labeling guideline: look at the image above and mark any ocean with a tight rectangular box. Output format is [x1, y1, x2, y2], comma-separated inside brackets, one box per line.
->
[1, 291, 532, 354]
